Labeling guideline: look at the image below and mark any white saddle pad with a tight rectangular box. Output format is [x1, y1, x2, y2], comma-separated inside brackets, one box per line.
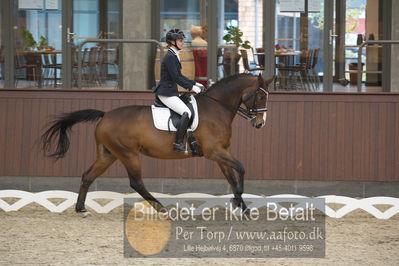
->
[151, 95, 199, 131]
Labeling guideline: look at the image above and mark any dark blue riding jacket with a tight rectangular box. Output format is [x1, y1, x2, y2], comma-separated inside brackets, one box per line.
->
[153, 48, 195, 97]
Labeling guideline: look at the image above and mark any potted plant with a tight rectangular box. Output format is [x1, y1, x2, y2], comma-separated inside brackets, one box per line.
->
[223, 26, 251, 49]
[222, 26, 251, 74]
[37, 36, 48, 50]
[21, 29, 37, 50]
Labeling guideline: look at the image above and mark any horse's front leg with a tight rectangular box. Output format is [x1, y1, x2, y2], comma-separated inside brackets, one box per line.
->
[212, 149, 248, 213]
[217, 162, 248, 212]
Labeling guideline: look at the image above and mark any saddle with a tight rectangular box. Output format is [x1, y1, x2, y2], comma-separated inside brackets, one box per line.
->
[151, 93, 202, 157]
[151, 93, 199, 132]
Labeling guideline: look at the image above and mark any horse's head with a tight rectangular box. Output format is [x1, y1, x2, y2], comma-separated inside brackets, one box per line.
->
[241, 74, 274, 129]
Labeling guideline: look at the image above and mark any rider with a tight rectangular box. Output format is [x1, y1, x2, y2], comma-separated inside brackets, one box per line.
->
[153, 28, 204, 152]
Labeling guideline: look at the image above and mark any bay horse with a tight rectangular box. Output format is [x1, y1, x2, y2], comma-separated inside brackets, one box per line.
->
[41, 73, 273, 214]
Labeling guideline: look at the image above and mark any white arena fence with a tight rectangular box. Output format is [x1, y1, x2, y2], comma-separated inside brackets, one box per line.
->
[0, 190, 399, 219]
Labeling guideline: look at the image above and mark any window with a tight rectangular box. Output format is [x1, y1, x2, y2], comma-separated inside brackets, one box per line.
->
[160, 0, 201, 42]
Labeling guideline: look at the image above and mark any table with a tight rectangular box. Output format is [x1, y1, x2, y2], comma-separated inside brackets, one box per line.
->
[254, 51, 305, 89]
[253, 50, 301, 68]
[16, 50, 62, 88]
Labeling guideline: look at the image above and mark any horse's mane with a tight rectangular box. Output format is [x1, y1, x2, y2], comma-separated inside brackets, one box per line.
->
[204, 73, 255, 93]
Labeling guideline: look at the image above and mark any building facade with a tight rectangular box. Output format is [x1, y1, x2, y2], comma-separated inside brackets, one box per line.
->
[0, 1, 399, 188]
[1, 0, 399, 92]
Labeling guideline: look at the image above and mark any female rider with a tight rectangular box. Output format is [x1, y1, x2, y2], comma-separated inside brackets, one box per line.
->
[153, 29, 204, 152]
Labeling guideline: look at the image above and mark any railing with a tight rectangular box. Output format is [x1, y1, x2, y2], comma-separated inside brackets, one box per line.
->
[357, 40, 399, 91]
[77, 39, 163, 89]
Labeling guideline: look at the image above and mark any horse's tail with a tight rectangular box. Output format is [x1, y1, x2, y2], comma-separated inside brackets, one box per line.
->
[41, 109, 105, 159]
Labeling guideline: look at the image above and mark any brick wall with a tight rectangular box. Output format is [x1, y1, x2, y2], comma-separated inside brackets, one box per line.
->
[239, 0, 263, 50]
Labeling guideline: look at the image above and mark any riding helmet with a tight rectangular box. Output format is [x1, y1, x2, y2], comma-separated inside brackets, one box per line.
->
[166, 29, 185, 45]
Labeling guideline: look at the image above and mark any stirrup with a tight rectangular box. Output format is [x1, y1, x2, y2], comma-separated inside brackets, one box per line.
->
[188, 133, 202, 157]
[173, 143, 187, 153]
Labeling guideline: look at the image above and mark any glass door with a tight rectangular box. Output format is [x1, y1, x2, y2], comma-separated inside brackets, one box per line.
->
[0, 5, 3, 88]
[337, 0, 382, 92]
[65, 0, 120, 89]
[12, 0, 63, 88]
[215, 0, 264, 80]
[273, 0, 334, 92]
[159, 0, 207, 89]
[273, 0, 383, 92]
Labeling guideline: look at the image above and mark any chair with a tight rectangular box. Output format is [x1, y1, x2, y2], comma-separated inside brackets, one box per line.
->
[240, 49, 264, 73]
[41, 52, 62, 87]
[308, 48, 320, 90]
[250, 47, 259, 67]
[276, 49, 313, 90]
[14, 52, 40, 87]
[298, 49, 314, 90]
[70, 46, 81, 87]
[41, 53, 52, 86]
[192, 49, 208, 87]
[80, 47, 90, 86]
[255, 47, 265, 68]
[108, 45, 119, 70]
[86, 46, 100, 86]
[275, 53, 296, 90]
[71, 46, 98, 88]
[103, 45, 120, 89]
[217, 47, 225, 77]
[222, 46, 240, 76]
[50, 53, 62, 86]
[96, 46, 106, 84]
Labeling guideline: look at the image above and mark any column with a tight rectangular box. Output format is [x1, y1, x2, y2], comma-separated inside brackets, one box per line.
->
[122, 0, 153, 90]
[390, 0, 399, 92]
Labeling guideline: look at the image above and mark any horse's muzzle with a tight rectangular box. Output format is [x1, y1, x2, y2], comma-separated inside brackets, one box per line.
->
[255, 122, 265, 129]
[252, 118, 265, 129]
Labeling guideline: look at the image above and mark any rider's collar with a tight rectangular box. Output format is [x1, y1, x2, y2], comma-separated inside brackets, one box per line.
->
[169, 47, 181, 62]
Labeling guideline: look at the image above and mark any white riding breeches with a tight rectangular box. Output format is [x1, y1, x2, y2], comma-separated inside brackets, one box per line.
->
[158, 95, 192, 118]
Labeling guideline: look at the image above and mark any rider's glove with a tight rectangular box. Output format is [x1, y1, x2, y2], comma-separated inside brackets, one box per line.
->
[191, 85, 202, 94]
[195, 82, 205, 91]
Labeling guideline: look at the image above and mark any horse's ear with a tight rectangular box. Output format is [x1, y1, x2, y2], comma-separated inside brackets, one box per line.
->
[257, 73, 264, 86]
[264, 75, 275, 85]
[258, 74, 274, 86]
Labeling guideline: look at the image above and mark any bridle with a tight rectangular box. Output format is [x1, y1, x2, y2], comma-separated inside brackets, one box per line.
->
[201, 85, 269, 122]
[240, 86, 269, 121]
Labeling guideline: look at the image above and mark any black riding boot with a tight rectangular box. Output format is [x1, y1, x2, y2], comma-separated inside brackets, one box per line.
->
[173, 112, 190, 152]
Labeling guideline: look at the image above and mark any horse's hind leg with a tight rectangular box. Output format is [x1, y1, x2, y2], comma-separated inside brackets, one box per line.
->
[121, 154, 164, 212]
[76, 145, 116, 212]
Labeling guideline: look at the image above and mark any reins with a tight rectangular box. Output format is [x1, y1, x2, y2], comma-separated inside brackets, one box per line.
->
[201, 86, 269, 121]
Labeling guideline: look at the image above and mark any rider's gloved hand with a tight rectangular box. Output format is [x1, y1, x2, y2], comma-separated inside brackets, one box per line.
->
[191, 85, 202, 94]
[195, 82, 205, 91]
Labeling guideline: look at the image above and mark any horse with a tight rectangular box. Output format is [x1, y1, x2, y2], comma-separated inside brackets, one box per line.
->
[41, 73, 273, 214]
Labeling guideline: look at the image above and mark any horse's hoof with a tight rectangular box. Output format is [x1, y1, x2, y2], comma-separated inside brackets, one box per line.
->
[158, 210, 171, 220]
[230, 198, 249, 215]
[230, 198, 240, 209]
[82, 211, 92, 218]
[230, 198, 241, 210]
[75, 201, 87, 213]
[75, 206, 87, 213]
[159, 213, 171, 221]
[242, 208, 251, 216]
